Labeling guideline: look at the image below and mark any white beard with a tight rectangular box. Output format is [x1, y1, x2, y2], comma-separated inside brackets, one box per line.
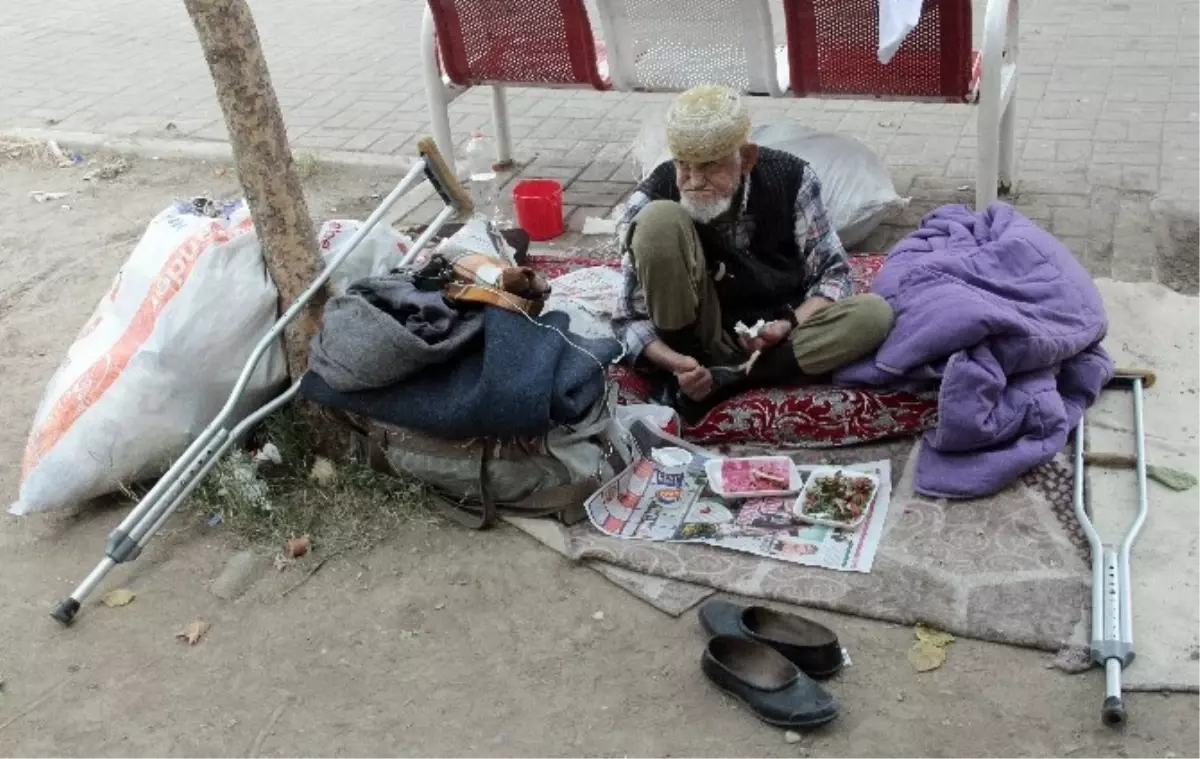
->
[680, 192, 734, 223]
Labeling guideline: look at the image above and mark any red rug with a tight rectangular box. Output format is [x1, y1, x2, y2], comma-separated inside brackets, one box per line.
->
[531, 254, 937, 447]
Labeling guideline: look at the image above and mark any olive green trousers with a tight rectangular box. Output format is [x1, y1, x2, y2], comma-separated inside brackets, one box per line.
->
[629, 200, 893, 375]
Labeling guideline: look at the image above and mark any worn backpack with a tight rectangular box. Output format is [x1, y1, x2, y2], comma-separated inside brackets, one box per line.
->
[320, 385, 628, 529]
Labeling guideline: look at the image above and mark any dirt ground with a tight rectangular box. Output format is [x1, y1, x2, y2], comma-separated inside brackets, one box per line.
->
[1, 152, 1197, 758]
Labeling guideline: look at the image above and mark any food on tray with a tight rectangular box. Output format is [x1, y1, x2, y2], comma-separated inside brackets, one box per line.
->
[721, 458, 792, 493]
[801, 470, 875, 522]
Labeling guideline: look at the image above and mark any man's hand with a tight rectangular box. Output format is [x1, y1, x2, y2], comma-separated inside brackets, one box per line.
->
[740, 319, 792, 354]
[674, 356, 714, 400]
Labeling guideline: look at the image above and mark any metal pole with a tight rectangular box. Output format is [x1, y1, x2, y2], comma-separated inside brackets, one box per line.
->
[1073, 421, 1104, 638]
[1118, 377, 1150, 644]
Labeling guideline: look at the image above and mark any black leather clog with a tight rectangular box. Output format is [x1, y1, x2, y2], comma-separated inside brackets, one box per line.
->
[699, 599, 843, 678]
[701, 635, 840, 728]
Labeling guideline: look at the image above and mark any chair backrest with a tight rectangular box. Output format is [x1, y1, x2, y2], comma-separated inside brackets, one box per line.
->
[592, 0, 783, 95]
[781, 0, 972, 100]
[426, 0, 609, 89]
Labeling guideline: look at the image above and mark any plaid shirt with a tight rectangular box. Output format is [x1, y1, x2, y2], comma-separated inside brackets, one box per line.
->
[612, 163, 853, 363]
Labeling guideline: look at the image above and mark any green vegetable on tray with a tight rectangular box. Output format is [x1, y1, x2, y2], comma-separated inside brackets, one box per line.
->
[802, 471, 875, 522]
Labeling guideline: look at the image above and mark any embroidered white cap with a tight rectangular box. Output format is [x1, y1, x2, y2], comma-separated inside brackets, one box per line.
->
[664, 84, 752, 163]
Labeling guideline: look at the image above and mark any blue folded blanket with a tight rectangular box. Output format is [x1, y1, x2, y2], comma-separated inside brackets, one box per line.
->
[301, 306, 621, 439]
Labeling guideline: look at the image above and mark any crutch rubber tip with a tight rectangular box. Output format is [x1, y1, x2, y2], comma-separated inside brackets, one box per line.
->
[1101, 696, 1127, 727]
[51, 598, 80, 626]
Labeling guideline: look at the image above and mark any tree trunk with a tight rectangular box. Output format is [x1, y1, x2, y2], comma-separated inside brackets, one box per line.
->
[183, 0, 325, 378]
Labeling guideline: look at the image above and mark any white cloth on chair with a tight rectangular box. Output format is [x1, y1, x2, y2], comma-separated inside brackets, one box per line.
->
[878, 0, 923, 64]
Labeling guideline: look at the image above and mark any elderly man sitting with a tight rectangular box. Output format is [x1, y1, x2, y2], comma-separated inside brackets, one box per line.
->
[614, 84, 893, 420]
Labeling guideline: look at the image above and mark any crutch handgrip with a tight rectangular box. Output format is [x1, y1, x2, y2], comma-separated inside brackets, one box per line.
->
[1111, 367, 1156, 389]
[1083, 451, 1136, 468]
[418, 137, 474, 217]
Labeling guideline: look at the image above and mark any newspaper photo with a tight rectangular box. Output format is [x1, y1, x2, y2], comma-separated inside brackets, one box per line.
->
[585, 419, 892, 573]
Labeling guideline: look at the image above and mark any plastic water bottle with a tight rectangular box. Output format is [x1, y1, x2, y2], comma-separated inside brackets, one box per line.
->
[464, 132, 498, 222]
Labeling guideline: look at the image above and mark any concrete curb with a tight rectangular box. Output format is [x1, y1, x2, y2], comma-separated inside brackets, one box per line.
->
[1, 126, 609, 250]
[1, 127, 420, 171]
[3, 126, 442, 220]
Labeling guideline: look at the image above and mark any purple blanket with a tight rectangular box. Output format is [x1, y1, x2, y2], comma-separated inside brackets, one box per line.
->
[834, 202, 1113, 498]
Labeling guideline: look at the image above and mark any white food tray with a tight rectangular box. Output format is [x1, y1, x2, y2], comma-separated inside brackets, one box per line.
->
[704, 456, 802, 499]
[791, 467, 880, 530]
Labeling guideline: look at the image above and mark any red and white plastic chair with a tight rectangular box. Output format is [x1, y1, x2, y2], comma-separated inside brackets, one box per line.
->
[421, 0, 610, 174]
[590, 0, 784, 96]
[779, 0, 1019, 208]
[421, 0, 1019, 209]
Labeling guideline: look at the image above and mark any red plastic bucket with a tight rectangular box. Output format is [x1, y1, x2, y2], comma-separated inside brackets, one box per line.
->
[512, 179, 564, 241]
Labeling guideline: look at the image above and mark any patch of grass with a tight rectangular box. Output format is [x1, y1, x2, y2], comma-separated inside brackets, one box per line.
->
[293, 151, 322, 180]
[189, 406, 434, 555]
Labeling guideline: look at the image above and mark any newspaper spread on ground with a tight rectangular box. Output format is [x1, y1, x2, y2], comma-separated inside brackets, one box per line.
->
[585, 419, 892, 573]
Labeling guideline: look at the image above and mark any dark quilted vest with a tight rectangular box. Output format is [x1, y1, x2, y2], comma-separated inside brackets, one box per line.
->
[638, 148, 809, 330]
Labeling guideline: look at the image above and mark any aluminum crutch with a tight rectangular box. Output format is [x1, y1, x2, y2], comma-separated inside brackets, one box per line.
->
[1072, 368, 1155, 727]
[52, 138, 473, 626]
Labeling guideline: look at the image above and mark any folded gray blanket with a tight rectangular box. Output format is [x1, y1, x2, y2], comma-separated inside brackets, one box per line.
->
[308, 274, 483, 392]
[301, 306, 622, 439]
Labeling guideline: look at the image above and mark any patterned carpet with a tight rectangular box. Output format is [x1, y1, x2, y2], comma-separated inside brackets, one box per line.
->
[510, 438, 1092, 655]
[520, 251, 1090, 654]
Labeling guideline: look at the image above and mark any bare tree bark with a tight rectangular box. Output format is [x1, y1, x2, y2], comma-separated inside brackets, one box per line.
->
[183, 0, 325, 378]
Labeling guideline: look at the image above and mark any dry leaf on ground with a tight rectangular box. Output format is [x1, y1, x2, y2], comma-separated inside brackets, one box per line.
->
[908, 640, 947, 672]
[101, 588, 136, 608]
[909, 623, 954, 672]
[176, 619, 211, 645]
[915, 623, 955, 647]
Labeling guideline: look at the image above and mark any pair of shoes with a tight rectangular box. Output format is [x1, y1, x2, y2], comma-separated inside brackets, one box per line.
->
[698, 600, 842, 728]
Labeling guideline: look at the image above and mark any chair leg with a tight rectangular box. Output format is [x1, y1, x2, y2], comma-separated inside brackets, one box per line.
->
[491, 85, 514, 169]
[421, 6, 457, 174]
[997, 85, 1017, 196]
[979, 0, 1020, 206]
[976, 105, 1000, 211]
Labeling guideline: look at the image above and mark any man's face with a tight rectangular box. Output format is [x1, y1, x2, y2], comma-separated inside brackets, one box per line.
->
[674, 151, 743, 223]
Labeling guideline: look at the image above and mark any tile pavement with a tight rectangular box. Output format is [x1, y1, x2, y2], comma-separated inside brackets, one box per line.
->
[1, 0, 1196, 286]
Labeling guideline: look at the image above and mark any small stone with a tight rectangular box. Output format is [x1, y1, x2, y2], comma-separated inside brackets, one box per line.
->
[592, 611, 604, 621]
[784, 731, 802, 744]
[434, 602, 446, 611]
[896, 691, 905, 702]
[1165, 752, 1176, 758]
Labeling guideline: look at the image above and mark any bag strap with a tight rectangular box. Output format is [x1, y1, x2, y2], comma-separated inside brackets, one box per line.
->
[364, 425, 496, 529]
[364, 426, 595, 529]
[327, 406, 498, 529]
[444, 282, 543, 316]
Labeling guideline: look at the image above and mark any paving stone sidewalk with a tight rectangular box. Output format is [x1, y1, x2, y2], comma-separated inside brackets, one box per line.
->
[1, 0, 1196, 287]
